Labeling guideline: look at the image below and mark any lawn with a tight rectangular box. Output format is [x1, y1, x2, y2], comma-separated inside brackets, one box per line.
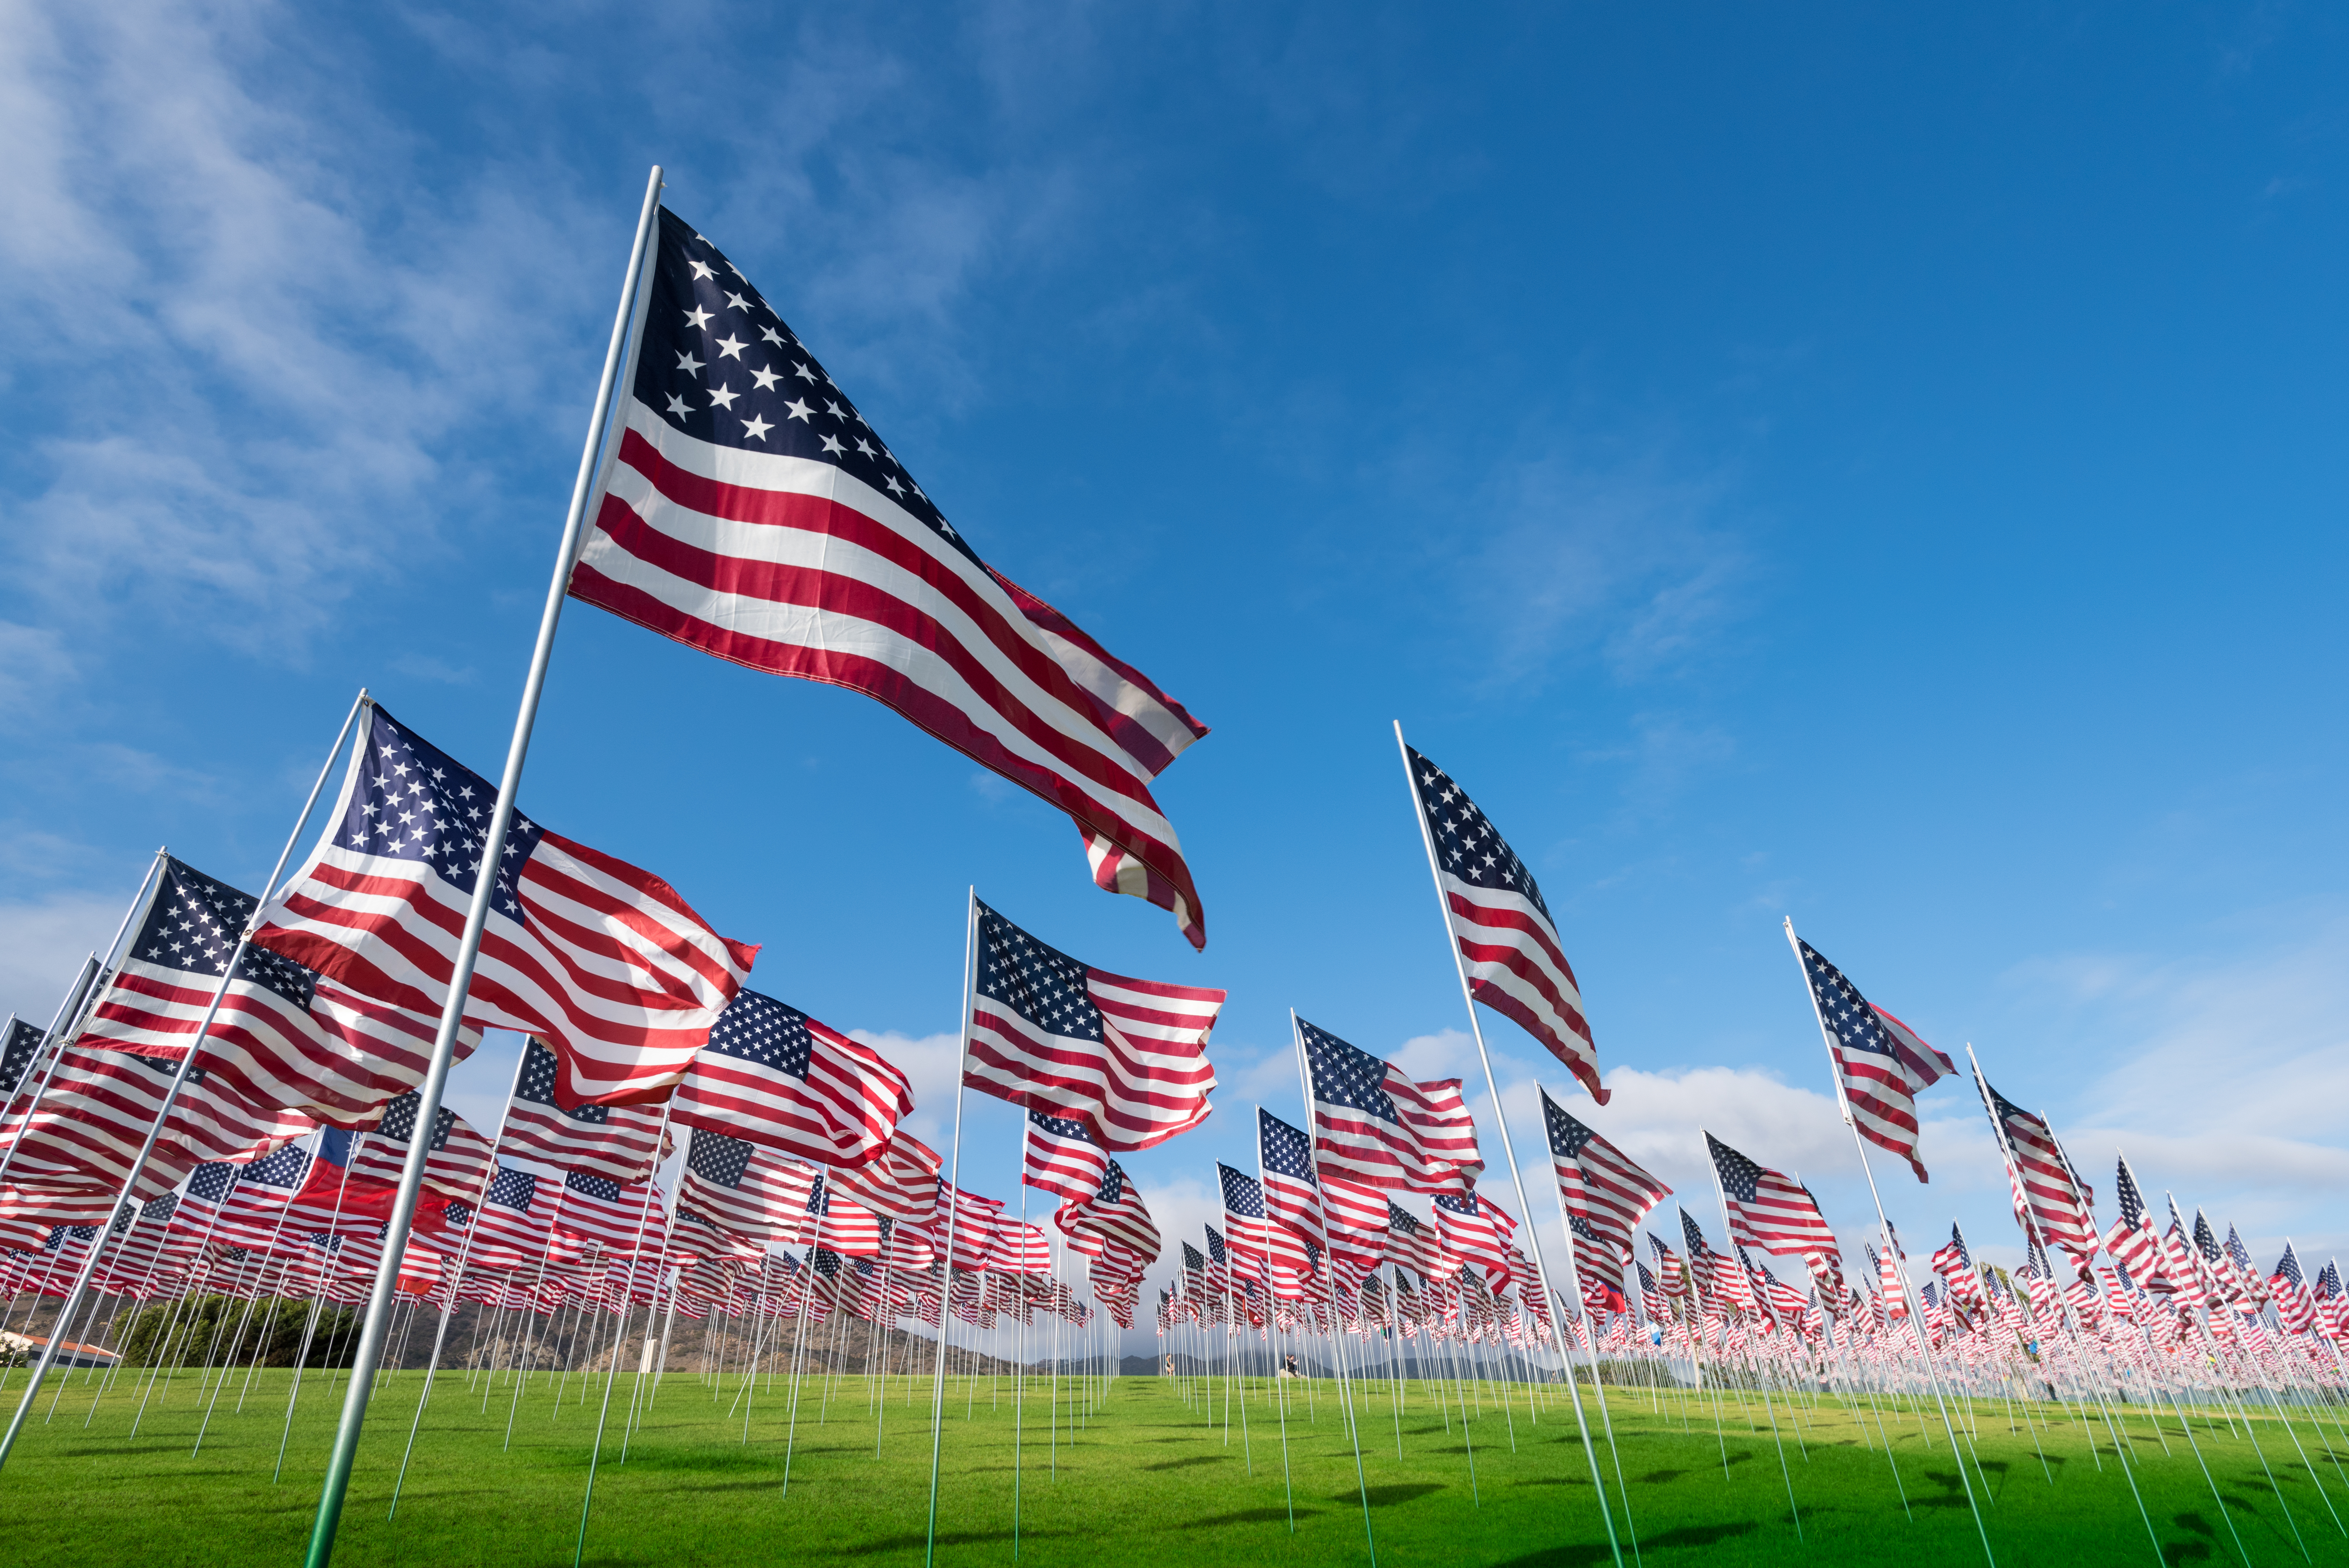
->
[1, 1356, 2344, 1566]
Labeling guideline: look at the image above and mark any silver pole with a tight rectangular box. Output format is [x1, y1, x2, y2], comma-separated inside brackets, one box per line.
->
[300, 163, 665, 1568]
[923, 889, 980, 1568]
[0, 687, 369, 1470]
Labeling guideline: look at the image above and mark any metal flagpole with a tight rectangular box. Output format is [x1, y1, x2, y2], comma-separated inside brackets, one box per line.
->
[1392, 722, 1625, 1568]
[1696, 1136, 1805, 1538]
[1251, 1106, 1297, 1532]
[1290, 1010, 1379, 1568]
[299, 163, 665, 1568]
[385, 1042, 538, 1516]
[0, 686, 369, 1473]
[1780, 918, 1995, 1565]
[923, 889, 980, 1568]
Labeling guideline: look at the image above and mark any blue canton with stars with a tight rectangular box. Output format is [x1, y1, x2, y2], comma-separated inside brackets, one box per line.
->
[1796, 939, 1910, 1069]
[1216, 1162, 1264, 1218]
[238, 1141, 311, 1192]
[1404, 745, 1551, 922]
[974, 901, 1102, 1044]
[1541, 1090, 1598, 1161]
[515, 1040, 609, 1124]
[484, 1166, 538, 1213]
[367, 1091, 461, 1152]
[1096, 1159, 1132, 1206]
[686, 1126, 755, 1188]
[128, 856, 323, 1010]
[702, 989, 816, 1082]
[565, 1171, 623, 1203]
[1029, 1109, 1096, 1144]
[0, 1018, 46, 1096]
[1256, 1108, 1317, 1187]
[634, 208, 978, 569]
[1296, 1018, 1399, 1126]
[333, 705, 544, 923]
[1705, 1133, 1772, 1204]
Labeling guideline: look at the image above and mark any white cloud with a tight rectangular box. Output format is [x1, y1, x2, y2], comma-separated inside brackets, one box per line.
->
[0, 891, 135, 1025]
[848, 1028, 963, 1145]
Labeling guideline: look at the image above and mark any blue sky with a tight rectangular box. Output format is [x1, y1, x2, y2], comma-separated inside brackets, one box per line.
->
[4, 3, 2346, 1348]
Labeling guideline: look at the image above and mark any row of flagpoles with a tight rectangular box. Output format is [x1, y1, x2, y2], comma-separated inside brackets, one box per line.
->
[0, 160, 2338, 1568]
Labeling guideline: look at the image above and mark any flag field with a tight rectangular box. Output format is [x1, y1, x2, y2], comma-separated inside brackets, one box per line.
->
[4, 1363, 2342, 1565]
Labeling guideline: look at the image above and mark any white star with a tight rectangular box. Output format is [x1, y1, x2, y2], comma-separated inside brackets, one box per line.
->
[706, 382, 741, 410]
[823, 399, 847, 420]
[725, 290, 756, 313]
[854, 438, 877, 458]
[714, 333, 747, 360]
[792, 362, 816, 381]
[783, 398, 814, 422]
[666, 393, 693, 417]
[761, 326, 786, 346]
[675, 350, 705, 375]
[683, 305, 714, 330]
[750, 364, 782, 392]
[688, 259, 716, 281]
[741, 414, 773, 441]
[884, 474, 905, 496]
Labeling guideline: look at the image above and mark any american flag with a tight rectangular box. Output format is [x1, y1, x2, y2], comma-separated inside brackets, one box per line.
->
[2190, 1210, 2249, 1306]
[251, 702, 755, 1107]
[986, 1219, 1052, 1275]
[1213, 1162, 1269, 1280]
[803, 1174, 884, 1257]
[1434, 1191, 1515, 1288]
[1296, 1017, 1481, 1194]
[1023, 1111, 1109, 1205]
[2100, 1157, 2169, 1288]
[1972, 1069, 2098, 1267]
[204, 1142, 316, 1253]
[345, 1092, 496, 1201]
[1053, 1158, 1158, 1280]
[1319, 1174, 1395, 1273]
[671, 988, 910, 1171]
[1649, 1232, 1688, 1303]
[1706, 1131, 1844, 1294]
[822, 1130, 940, 1226]
[0, 1017, 44, 1096]
[2224, 1225, 2270, 1307]
[1540, 1090, 1670, 1257]
[1792, 937, 1953, 1183]
[0, 1044, 310, 1211]
[677, 1126, 815, 1244]
[1256, 1108, 1324, 1246]
[966, 901, 1223, 1151]
[1930, 1222, 1986, 1307]
[570, 209, 1212, 948]
[499, 1039, 669, 1183]
[1385, 1201, 1449, 1283]
[1403, 744, 1603, 1102]
[80, 855, 478, 1131]
[551, 1171, 665, 1258]
[936, 1182, 1006, 1271]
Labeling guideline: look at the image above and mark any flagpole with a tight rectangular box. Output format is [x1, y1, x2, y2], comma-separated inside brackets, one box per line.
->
[1289, 1010, 1378, 1568]
[0, 686, 369, 1474]
[924, 888, 980, 1568]
[296, 164, 665, 1568]
[1780, 916, 1997, 1564]
[1390, 722, 1624, 1568]
[1251, 1107, 1297, 1533]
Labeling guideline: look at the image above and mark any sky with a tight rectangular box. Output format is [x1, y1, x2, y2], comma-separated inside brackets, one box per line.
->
[3, 1, 2346, 1356]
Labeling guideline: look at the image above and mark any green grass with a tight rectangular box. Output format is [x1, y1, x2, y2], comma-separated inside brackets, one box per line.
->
[3, 1359, 2346, 1566]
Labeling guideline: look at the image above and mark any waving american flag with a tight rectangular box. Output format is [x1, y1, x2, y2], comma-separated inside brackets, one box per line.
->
[1973, 1067, 2099, 1268]
[1022, 1111, 1110, 1206]
[1297, 1016, 1480, 1195]
[570, 209, 1212, 948]
[671, 988, 910, 1170]
[966, 900, 1223, 1151]
[1403, 743, 1603, 1103]
[499, 1040, 668, 1184]
[1792, 935, 1953, 1183]
[1540, 1090, 1670, 1258]
[78, 855, 478, 1130]
[251, 702, 756, 1109]
[1706, 1131, 1844, 1295]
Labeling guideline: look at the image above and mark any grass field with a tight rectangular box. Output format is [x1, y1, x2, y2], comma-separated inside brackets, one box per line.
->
[2, 1358, 2345, 1566]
